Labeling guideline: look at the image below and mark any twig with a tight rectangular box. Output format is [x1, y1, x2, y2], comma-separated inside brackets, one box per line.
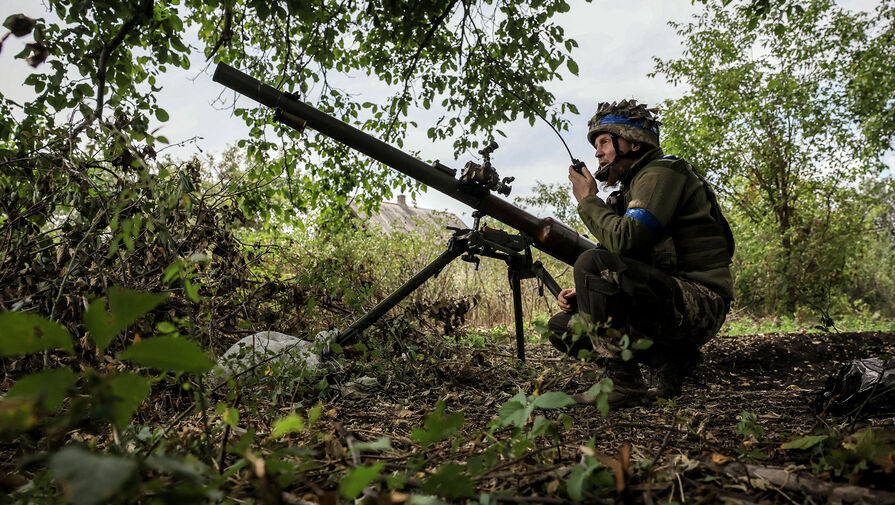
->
[480, 463, 563, 481]
[710, 460, 895, 504]
[218, 393, 242, 473]
[473, 444, 562, 480]
[650, 416, 677, 468]
[384, 0, 459, 139]
[94, 0, 154, 124]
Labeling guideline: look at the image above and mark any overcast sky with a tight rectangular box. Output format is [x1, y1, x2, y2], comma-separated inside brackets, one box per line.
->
[1, 0, 888, 225]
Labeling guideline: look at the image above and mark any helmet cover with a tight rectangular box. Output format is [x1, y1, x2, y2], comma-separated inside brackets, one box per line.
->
[587, 99, 661, 149]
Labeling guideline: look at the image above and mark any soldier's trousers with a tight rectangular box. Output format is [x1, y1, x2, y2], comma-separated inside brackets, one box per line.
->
[547, 248, 729, 364]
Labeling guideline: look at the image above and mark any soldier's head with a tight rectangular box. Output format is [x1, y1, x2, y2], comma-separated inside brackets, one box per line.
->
[586, 100, 661, 186]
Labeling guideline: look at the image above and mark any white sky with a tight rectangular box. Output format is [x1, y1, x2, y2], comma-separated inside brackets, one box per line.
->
[2, 0, 889, 226]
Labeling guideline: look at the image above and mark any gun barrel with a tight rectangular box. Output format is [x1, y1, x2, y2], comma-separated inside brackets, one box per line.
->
[213, 63, 597, 265]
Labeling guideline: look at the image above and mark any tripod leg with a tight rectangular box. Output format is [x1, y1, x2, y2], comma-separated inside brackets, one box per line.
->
[532, 261, 562, 299]
[509, 270, 525, 361]
[337, 246, 464, 345]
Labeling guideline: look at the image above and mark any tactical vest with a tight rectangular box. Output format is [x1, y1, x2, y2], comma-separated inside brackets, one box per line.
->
[616, 156, 735, 277]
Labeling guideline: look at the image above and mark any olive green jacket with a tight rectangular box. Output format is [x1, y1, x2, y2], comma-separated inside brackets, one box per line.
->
[577, 148, 734, 300]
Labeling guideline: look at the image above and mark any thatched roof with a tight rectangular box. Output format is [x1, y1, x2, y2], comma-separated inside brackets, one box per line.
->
[350, 195, 467, 234]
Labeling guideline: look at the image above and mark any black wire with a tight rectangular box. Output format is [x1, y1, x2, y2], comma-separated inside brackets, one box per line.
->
[487, 75, 578, 164]
[475, 45, 579, 165]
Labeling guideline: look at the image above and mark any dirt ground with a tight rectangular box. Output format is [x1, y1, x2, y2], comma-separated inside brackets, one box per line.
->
[312, 329, 895, 504]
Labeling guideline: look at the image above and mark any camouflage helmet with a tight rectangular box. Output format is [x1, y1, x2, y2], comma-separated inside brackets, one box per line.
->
[586, 99, 661, 149]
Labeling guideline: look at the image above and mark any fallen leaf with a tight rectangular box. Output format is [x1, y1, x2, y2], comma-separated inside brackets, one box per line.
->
[389, 491, 409, 503]
[711, 453, 732, 465]
[245, 449, 265, 478]
[546, 479, 560, 493]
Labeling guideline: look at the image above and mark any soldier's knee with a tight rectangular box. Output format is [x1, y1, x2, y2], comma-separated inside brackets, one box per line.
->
[574, 248, 623, 276]
[546, 311, 592, 356]
[547, 312, 568, 334]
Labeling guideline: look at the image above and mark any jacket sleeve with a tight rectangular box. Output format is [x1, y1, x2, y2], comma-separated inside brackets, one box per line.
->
[576, 164, 688, 254]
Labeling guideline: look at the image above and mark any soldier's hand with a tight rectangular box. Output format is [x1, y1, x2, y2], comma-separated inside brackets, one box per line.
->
[557, 288, 576, 314]
[569, 163, 597, 202]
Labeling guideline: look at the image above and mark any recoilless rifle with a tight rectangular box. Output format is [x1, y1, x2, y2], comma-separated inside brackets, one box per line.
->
[213, 63, 597, 360]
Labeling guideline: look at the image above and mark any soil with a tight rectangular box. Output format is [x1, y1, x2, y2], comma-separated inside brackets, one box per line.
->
[313, 329, 895, 504]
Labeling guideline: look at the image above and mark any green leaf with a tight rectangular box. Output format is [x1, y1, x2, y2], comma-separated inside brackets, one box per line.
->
[566, 464, 594, 501]
[339, 462, 384, 499]
[108, 372, 151, 428]
[307, 403, 323, 425]
[631, 338, 653, 350]
[351, 437, 392, 454]
[781, 435, 828, 450]
[144, 454, 204, 483]
[566, 59, 579, 75]
[411, 401, 465, 448]
[84, 287, 169, 353]
[75, 83, 93, 98]
[421, 463, 474, 499]
[119, 336, 213, 373]
[529, 415, 554, 438]
[155, 108, 170, 122]
[7, 368, 77, 410]
[270, 414, 305, 438]
[531, 391, 575, 409]
[498, 392, 533, 428]
[585, 378, 614, 418]
[50, 447, 137, 505]
[156, 321, 176, 334]
[222, 407, 239, 427]
[0, 311, 73, 356]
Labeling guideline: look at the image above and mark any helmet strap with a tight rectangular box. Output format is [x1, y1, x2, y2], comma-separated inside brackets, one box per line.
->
[595, 134, 634, 182]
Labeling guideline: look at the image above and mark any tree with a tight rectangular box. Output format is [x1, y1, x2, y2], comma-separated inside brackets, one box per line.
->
[652, 0, 894, 313]
[514, 181, 583, 230]
[2, 0, 586, 215]
[0, 0, 586, 319]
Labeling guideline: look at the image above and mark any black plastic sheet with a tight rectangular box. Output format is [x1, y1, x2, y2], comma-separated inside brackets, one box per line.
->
[811, 357, 895, 418]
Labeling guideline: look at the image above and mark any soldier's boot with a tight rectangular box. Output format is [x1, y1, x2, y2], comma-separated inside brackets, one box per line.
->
[652, 349, 702, 399]
[576, 359, 649, 407]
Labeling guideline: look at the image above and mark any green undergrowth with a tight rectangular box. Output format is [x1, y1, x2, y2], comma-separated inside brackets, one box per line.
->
[2, 287, 894, 504]
[721, 310, 895, 336]
[0, 287, 618, 504]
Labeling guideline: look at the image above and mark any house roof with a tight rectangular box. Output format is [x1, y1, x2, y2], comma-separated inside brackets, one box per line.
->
[350, 195, 467, 234]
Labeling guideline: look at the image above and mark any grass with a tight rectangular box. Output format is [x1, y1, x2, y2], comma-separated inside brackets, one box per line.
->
[721, 311, 895, 336]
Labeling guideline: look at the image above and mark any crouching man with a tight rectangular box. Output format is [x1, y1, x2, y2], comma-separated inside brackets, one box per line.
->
[549, 100, 735, 406]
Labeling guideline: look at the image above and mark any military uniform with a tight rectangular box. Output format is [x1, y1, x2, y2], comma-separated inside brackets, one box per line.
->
[549, 146, 734, 397]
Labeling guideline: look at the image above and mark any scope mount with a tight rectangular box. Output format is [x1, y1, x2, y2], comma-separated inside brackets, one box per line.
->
[459, 141, 515, 196]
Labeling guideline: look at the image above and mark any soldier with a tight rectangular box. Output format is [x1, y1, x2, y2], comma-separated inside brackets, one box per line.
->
[549, 100, 735, 406]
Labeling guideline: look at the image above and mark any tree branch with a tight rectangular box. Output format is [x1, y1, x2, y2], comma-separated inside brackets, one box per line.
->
[94, 0, 154, 124]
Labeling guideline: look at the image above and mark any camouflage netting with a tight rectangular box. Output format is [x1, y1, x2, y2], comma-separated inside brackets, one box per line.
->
[587, 99, 662, 148]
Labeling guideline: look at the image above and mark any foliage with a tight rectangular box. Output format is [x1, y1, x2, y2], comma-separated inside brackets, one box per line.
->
[514, 180, 584, 231]
[780, 427, 895, 478]
[722, 311, 895, 336]
[0, 288, 216, 502]
[654, 0, 895, 315]
[2, 0, 895, 502]
[411, 400, 465, 448]
[3, 0, 588, 229]
[734, 411, 764, 440]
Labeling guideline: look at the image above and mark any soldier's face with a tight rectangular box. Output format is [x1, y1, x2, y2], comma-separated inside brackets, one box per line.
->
[593, 133, 619, 167]
[593, 133, 637, 168]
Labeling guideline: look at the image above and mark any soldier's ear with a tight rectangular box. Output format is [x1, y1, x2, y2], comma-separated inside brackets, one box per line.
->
[631, 141, 642, 152]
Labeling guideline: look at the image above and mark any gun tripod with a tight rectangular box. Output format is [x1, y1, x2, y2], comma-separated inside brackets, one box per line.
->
[336, 211, 562, 360]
